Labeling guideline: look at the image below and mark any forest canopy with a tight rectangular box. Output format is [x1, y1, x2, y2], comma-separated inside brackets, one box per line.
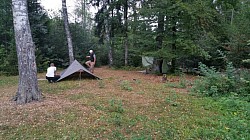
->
[0, 0, 250, 75]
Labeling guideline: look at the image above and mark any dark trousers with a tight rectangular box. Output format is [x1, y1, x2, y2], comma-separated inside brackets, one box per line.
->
[46, 76, 60, 83]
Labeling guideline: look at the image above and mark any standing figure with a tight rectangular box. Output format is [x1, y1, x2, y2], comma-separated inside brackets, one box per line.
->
[85, 50, 96, 73]
[46, 63, 60, 83]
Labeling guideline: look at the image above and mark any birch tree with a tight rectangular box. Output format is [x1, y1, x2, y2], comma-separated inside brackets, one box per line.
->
[62, 0, 74, 64]
[12, 0, 41, 104]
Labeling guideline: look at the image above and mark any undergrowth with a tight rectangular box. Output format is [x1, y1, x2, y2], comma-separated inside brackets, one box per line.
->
[192, 62, 250, 100]
[191, 62, 250, 139]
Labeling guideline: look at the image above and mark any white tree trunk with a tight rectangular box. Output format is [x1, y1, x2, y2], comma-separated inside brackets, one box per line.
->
[12, 0, 41, 104]
[62, 0, 74, 64]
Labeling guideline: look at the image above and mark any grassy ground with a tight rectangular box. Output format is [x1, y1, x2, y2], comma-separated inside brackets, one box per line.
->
[0, 67, 249, 139]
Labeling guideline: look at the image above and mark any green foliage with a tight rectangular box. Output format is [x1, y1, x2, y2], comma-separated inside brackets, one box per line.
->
[0, 45, 18, 75]
[199, 97, 250, 139]
[0, 0, 18, 75]
[165, 74, 187, 89]
[108, 99, 124, 114]
[1, 0, 249, 75]
[165, 91, 179, 107]
[98, 80, 105, 88]
[120, 80, 133, 91]
[179, 75, 187, 88]
[192, 62, 250, 98]
[0, 75, 18, 87]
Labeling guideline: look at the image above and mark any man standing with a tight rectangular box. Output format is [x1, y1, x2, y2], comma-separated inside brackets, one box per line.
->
[85, 50, 96, 73]
[46, 63, 60, 83]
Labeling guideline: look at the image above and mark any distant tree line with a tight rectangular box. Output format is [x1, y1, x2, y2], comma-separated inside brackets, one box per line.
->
[1, 0, 250, 75]
[0, 0, 98, 75]
[91, 0, 250, 72]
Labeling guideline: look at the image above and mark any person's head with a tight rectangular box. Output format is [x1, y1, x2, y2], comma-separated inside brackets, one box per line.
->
[50, 63, 54, 67]
[89, 50, 93, 54]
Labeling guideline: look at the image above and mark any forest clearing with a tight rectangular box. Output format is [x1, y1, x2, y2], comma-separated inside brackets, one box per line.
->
[0, 67, 249, 139]
[1, 0, 250, 139]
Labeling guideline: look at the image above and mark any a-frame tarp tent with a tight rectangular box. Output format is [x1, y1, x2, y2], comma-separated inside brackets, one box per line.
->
[57, 60, 101, 82]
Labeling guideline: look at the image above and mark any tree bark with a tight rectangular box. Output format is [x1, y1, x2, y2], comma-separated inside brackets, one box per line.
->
[155, 12, 165, 73]
[82, 0, 87, 28]
[171, 18, 177, 73]
[124, 0, 128, 66]
[156, 13, 164, 49]
[12, 0, 41, 104]
[62, 0, 74, 64]
[104, 0, 113, 66]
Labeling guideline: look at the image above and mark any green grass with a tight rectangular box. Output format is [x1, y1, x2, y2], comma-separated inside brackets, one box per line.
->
[0, 75, 18, 87]
[120, 80, 133, 91]
[0, 73, 249, 140]
[38, 80, 84, 95]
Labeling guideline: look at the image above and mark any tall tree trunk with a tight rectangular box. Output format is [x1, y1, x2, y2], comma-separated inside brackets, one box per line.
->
[131, 0, 137, 58]
[156, 13, 164, 49]
[124, 0, 128, 66]
[104, 0, 113, 66]
[155, 13, 165, 73]
[12, 0, 41, 104]
[171, 19, 177, 73]
[81, 0, 87, 28]
[132, 0, 137, 33]
[83, 0, 87, 27]
[62, 0, 74, 64]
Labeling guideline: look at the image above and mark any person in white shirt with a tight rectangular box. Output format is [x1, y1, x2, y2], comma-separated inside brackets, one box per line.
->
[46, 63, 60, 83]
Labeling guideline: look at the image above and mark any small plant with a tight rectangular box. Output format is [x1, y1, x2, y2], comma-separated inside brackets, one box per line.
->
[165, 82, 179, 88]
[120, 80, 133, 91]
[98, 80, 105, 88]
[165, 97, 178, 106]
[179, 74, 187, 88]
[136, 91, 145, 95]
[109, 99, 124, 113]
[112, 129, 125, 139]
[108, 99, 125, 127]
[164, 75, 187, 89]
[133, 79, 141, 84]
[111, 113, 123, 126]
[165, 91, 179, 106]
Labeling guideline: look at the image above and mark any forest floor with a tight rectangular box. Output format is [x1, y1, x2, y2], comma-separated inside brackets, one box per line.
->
[0, 67, 249, 139]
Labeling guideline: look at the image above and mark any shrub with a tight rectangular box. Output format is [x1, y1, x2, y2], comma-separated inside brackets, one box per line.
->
[108, 99, 124, 114]
[120, 80, 133, 91]
[192, 62, 250, 98]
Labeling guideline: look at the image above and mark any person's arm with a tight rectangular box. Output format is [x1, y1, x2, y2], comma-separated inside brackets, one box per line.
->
[93, 54, 96, 64]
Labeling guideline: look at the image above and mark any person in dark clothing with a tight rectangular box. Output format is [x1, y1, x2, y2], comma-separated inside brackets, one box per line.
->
[85, 50, 96, 73]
